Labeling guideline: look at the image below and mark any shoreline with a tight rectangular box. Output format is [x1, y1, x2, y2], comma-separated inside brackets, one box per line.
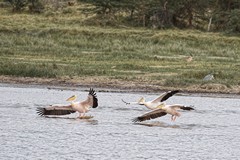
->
[0, 75, 239, 98]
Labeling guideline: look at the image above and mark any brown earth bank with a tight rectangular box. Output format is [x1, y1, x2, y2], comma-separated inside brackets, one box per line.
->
[0, 75, 240, 98]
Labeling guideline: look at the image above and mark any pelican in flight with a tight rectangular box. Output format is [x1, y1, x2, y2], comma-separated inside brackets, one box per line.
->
[37, 88, 98, 118]
[133, 105, 194, 122]
[122, 90, 180, 110]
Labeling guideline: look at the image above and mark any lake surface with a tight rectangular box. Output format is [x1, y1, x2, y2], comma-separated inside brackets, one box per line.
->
[0, 84, 240, 160]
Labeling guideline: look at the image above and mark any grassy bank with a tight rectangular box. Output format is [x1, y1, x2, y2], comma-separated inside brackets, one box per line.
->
[0, 6, 240, 93]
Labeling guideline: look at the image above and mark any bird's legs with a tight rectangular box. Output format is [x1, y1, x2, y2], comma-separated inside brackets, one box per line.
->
[173, 116, 177, 121]
[78, 112, 93, 119]
[171, 112, 181, 121]
[171, 115, 177, 121]
[78, 112, 86, 119]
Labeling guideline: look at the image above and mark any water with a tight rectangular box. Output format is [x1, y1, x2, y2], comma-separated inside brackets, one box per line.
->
[0, 84, 240, 160]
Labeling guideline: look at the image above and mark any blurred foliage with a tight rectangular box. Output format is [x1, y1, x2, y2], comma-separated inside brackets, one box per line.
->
[4, 0, 44, 12]
[2, 0, 240, 33]
[79, 0, 240, 33]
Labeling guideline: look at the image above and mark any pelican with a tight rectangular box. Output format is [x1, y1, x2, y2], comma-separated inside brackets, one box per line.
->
[122, 90, 180, 110]
[133, 105, 194, 122]
[36, 88, 98, 118]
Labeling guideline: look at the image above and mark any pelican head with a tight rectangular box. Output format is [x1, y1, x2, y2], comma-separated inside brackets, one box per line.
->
[138, 97, 145, 105]
[66, 95, 77, 102]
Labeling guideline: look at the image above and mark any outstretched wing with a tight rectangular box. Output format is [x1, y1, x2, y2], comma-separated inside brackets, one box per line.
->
[36, 105, 76, 116]
[151, 90, 179, 103]
[133, 109, 167, 122]
[88, 88, 98, 108]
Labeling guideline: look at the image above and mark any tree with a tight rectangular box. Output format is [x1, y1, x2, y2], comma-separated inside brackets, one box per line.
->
[5, 0, 44, 12]
[79, 0, 240, 32]
[28, 0, 44, 13]
[5, 0, 28, 12]
[212, 0, 240, 32]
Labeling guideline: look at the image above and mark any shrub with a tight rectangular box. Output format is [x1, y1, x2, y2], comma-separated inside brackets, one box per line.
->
[28, 0, 44, 13]
[5, 0, 28, 12]
[5, 0, 44, 12]
[214, 9, 240, 33]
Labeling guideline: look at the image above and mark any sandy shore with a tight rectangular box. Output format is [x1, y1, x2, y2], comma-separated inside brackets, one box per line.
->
[0, 75, 239, 97]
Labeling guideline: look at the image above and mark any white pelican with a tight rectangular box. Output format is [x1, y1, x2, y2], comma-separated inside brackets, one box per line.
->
[133, 104, 194, 122]
[122, 90, 180, 110]
[37, 88, 98, 118]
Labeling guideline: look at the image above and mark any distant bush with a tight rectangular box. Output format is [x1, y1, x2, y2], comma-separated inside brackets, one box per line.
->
[5, 0, 28, 12]
[79, 0, 240, 33]
[4, 0, 44, 12]
[227, 9, 240, 33]
[28, 0, 44, 13]
[214, 9, 240, 33]
[0, 1, 11, 8]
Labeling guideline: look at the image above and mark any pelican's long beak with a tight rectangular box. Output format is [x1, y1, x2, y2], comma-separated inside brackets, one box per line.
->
[66, 95, 77, 101]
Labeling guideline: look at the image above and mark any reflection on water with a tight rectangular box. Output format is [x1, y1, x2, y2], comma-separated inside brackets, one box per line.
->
[135, 121, 182, 128]
[43, 116, 99, 125]
[0, 84, 240, 160]
[134, 121, 223, 130]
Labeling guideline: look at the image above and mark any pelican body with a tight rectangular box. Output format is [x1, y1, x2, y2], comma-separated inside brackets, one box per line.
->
[122, 90, 180, 110]
[122, 90, 194, 122]
[133, 104, 194, 122]
[37, 88, 98, 118]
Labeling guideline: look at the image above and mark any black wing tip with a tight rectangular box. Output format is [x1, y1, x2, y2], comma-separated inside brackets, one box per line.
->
[89, 88, 97, 96]
[132, 117, 141, 123]
[93, 101, 98, 108]
[36, 107, 45, 116]
[89, 88, 98, 108]
[161, 90, 180, 102]
[171, 90, 180, 94]
[182, 106, 195, 110]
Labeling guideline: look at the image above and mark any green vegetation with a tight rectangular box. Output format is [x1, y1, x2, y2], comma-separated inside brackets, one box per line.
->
[0, 3, 239, 91]
[80, 0, 240, 33]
